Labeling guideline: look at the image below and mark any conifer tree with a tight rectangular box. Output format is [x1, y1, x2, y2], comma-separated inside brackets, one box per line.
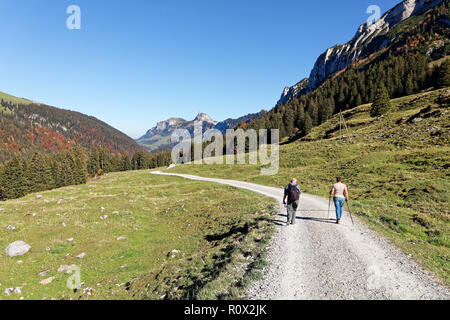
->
[438, 59, 450, 88]
[27, 152, 54, 192]
[303, 114, 313, 136]
[370, 85, 392, 117]
[121, 154, 133, 171]
[2, 157, 28, 199]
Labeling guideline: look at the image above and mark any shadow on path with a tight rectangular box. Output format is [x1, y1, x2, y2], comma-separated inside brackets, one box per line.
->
[276, 214, 337, 225]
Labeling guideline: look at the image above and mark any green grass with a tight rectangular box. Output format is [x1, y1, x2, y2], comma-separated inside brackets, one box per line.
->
[0, 170, 277, 300]
[137, 134, 172, 151]
[170, 88, 450, 285]
[0, 91, 34, 106]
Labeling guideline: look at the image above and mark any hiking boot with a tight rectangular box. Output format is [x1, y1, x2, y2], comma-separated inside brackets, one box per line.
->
[336, 219, 341, 224]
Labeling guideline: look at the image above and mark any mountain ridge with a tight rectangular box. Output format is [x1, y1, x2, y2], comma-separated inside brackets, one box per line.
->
[279, 0, 446, 104]
[0, 91, 143, 162]
[136, 111, 265, 152]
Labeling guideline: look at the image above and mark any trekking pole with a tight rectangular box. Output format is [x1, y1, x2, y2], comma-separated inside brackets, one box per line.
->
[327, 195, 331, 220]
[346, 200, 354, 225]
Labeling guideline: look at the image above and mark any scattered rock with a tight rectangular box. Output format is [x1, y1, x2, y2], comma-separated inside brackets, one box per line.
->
[40, 277, 55, 285]
[36, 195, 43, 199]
[168, 249, 180, 258]
[101, 207, 105, 212]
[412, 117, 423, 123]
[17, 260, 23, 264]
[100, 215, 108, 220]
[14, 287, 22, 295]
[38, 270, 50, 277]
[167, 164, 177, 170]
[64, 254, 73, 259]
[116, 236, 127, 241]
[82, 286, 93, 296]
[45, 247, 51, 252]
[66, 238, 74, 243]
[77, 253, 86, 259]
[426, 126, 440, 132]
[5, 241, 31, 257]
[6, 225, 16, 231]
[3, 288, 14, 296]
[112, 211, 119, 216]
[43, 200, 50, 204]
[62, 222, 66, 227]
[57, 265, 70, 273]
[57, 199, 64, 205]
[26, 213, 37, 217]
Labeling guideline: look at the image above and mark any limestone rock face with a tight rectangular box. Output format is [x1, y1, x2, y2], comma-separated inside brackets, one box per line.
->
[280, 0, 444, 104]
[277, 78, 309, 105]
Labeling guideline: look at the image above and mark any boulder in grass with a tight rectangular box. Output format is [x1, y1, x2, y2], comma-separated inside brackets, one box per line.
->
[3, 288, 14, 296]
[38, 270, 50, 277]
[40, 277, 55, 285]
[57, 265, 70, 273]
[5, 241, 31, 257]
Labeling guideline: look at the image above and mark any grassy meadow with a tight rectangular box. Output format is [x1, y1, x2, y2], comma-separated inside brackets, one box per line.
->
[170, 88, 450, 284]
[0, 170, 277, 300]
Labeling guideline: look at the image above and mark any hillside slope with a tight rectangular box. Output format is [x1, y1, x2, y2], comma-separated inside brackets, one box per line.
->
[169, 88, 450, 284]
[0, 91, 143, 162]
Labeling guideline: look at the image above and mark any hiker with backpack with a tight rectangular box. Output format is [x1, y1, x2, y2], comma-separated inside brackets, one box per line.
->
[283, 178, 302, 226]
[330, 177, 349, 224]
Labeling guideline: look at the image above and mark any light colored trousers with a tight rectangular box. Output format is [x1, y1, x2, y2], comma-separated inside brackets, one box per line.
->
[287, 200, 299, 224]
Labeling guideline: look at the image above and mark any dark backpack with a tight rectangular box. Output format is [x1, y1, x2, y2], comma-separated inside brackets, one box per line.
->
[287, 184, 300, 204]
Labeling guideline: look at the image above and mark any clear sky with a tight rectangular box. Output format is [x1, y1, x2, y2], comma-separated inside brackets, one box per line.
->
[0, 0, 400, 138]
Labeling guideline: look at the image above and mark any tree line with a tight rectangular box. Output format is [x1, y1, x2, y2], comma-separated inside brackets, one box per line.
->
[0, 146, 172, 201]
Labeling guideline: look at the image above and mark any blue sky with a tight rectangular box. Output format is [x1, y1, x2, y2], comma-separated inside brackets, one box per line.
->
[0, 0, 400, 138]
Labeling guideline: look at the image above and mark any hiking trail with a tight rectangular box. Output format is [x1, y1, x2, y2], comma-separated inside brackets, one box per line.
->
[152, 171, 449, 300]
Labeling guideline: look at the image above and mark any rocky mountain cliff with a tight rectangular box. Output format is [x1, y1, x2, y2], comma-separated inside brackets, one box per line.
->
[277, 78, 309, 105]
[279, 0, 445, 104]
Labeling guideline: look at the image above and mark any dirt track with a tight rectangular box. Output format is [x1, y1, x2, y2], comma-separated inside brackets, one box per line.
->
[152, 171, 449, 300]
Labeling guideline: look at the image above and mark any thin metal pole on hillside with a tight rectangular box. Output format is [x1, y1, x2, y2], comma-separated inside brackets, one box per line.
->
[339, 111, 352, 142]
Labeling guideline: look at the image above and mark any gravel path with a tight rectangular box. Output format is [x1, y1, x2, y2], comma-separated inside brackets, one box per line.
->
[152, 171, 449, 300]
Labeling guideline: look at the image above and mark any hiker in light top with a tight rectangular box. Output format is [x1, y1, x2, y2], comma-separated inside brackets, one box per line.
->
[330, 177, 349, 224]
[283, 178, 302, 226]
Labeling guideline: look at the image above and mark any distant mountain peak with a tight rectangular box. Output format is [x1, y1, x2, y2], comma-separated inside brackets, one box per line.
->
[194, 113, 217, 124]
[136, 111, 263, 152]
